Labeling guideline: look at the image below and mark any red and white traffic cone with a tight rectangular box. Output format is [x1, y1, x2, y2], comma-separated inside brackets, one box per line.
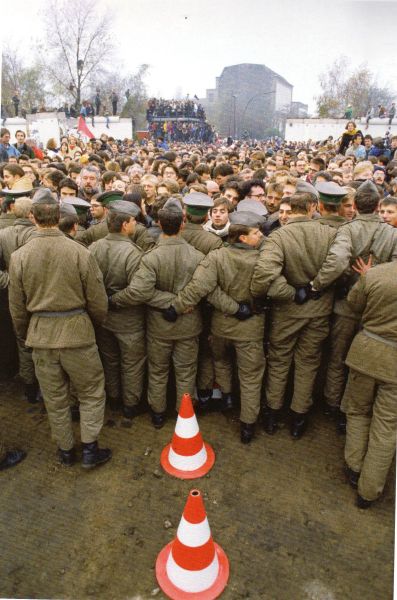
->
[156, 489, 229, 599]
[161, 393, 215, 479]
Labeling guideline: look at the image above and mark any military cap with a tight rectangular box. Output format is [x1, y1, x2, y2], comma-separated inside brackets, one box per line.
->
[236, 198, 268, 216]
[96, 190, 124, 206]
[61, 195, 91, 216]
[32, 187, 59, 205]
[108, 200, 140, 217]
[316, 182, 348, 205]
[296, 180, 319, 200]
[230, 211, 265, 227]
[183, 191, 213, 216]
[163, 197, 183, 214]
[60, 202, 78, 218]
[1, 175, 34, 197]
[356, 179, 380, 199]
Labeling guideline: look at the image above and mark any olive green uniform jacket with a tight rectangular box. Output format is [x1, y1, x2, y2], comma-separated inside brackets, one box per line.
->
[345, 263, 397, 384]
[0, 213, 16, 230]
[313, 214, 397, 318]
[181, 222, 223, 255]
[9, 229, 108, 348]
[250, 217, 337, 317]
[173, 243, 265, 341]
[111, 236, 204, 340]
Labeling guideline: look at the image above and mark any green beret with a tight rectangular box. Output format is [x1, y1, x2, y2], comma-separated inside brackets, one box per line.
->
[96, 191, 124, 206]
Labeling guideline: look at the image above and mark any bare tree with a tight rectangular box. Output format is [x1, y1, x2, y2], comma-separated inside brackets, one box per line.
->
[39, 0, 114, 109]
[1, 47, 47, 116]
[316, 56, 395, 118]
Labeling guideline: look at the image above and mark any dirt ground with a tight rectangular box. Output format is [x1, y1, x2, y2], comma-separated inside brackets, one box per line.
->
[0, 377, 394, 600]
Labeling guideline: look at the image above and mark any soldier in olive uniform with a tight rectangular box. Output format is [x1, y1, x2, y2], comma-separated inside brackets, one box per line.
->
[110, 198, 204, 428]
[342, 261, 397, 508]
[315, 182, 352, 432]
[181, 192, 223, 407]
[76, 190, 155, 252]
[311, 180, 397, 424]
[0, 195, 38, 401]
[251, 193, 337, 439]
[172, 211, 267, 443]
[0, 178, 35, 383]
[8, 189, 111, 469]
[90, 200, 147, 418]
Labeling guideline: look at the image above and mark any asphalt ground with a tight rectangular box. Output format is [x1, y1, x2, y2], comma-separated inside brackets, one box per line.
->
[0, 378, 394, 600]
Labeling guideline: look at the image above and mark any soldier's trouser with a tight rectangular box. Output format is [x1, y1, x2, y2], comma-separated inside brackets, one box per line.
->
[212, 336, 265, 424]
[323, 315, 359, 408]
[343, 369, 397, 501]
[197, 332, 214, 390]
[32, 345, 105, 451]
[16, 338, 36, 385]
[96, 327, 146, 406]
[266, 315, 330, 413]
[147, 334, 199, 413]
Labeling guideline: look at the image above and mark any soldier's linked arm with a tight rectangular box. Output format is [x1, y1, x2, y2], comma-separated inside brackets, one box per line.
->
[173, 253, 219, 314]
[250, 237, 289, 298]
[111, 255, 157, 307]
[8, 255, 30, 341]
[346, 275, 367, 314]
[312, 226, 352, 291]
[207, 286, 239, 314]
[83, 254, 109, 324]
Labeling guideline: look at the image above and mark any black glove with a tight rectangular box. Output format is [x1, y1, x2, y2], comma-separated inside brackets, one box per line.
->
[309, 288, 322, 301]
[294, 285, 311, 305]
[234, 302, 253, 321]
[162, 306, 178, 322]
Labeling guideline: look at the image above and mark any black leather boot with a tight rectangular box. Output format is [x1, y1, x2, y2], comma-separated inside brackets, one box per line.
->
[25, 382, 39, 404]
[357, 494, 373, 509]
[221, 392, 233, 411]
[240, 421, 255, 444]
[81, 441, 112, 469]
[58, 447, 76, 467]
[0, 449, 27, 471]
[151, 411, 166, 429]
[263, 407, 280, 435]
[196, 389, 212, 412]
[290, 411, 307, 439]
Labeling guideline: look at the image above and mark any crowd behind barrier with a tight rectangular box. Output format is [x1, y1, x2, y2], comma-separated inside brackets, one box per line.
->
[0, 122, 396, 510]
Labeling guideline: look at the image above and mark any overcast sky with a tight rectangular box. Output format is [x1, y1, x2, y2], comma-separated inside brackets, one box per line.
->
[2, 0, 396, 112]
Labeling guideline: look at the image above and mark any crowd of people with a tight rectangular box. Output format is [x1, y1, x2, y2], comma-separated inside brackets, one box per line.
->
[0, 122, 396, 510]
[148, 120, 215, 143]
[147, 98, 206, 120]
[146, 98, 211, 143]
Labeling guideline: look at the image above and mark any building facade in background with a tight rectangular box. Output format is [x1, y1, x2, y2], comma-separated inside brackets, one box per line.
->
[201, 63, 298, 139]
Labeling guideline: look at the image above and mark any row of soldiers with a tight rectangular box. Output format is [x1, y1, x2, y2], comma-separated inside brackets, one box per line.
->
[0, 176, 396, 510]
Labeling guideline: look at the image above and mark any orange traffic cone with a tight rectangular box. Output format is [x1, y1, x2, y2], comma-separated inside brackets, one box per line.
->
[161, 393, 215, 479]
[156, 489, 229, 599]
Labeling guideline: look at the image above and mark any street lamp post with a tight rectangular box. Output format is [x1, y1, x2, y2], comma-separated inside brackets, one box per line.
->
[232, 94, 237, 139]
[76, 59, 84, 109]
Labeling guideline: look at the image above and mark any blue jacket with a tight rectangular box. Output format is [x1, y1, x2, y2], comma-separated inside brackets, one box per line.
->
[0, 143, 20, 158]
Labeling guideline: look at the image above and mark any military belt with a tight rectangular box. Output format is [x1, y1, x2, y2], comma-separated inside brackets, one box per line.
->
[362, 329, 397, 349]
[35, 308, 86, 318]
